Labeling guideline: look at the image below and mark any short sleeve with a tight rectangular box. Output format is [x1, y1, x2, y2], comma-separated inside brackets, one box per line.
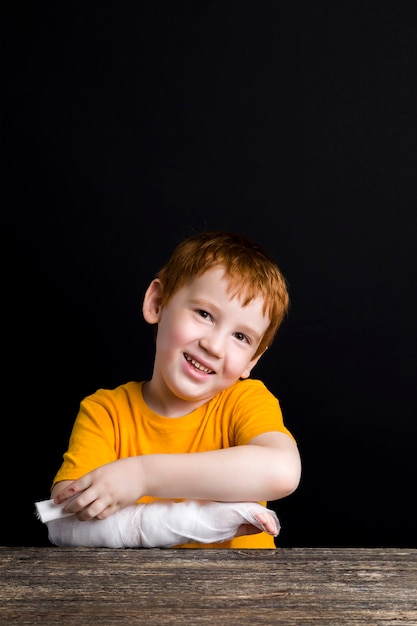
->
[225, 379, 295, 446]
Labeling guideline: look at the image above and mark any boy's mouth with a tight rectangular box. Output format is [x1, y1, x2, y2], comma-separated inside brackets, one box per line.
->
[184, 353, 215, 374]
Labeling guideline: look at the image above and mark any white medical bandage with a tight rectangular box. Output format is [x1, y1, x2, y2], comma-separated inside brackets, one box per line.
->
[35, 496, 77, 523]
[35, 499, 280, 548]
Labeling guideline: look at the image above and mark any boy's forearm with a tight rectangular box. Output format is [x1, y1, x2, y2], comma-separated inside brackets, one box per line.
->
[140, 444, 300, 503]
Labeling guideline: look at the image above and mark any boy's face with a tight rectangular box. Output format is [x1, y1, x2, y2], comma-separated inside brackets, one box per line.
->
[143, 266, 270, 415]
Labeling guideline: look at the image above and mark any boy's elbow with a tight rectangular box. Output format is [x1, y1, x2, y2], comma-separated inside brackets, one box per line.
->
[270, 454, 302, 500]
[282, 469, 301, 497]
[272, 472, 300, 500]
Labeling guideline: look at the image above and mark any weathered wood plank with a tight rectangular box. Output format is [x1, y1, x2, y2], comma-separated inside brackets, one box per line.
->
[1, 547, 416, 624]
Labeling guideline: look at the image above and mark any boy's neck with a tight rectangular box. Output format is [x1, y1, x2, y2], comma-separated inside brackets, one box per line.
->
[141, 380, 213, 418]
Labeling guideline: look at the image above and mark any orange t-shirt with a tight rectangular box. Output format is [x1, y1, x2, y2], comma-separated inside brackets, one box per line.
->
[53, 378, 295, 548]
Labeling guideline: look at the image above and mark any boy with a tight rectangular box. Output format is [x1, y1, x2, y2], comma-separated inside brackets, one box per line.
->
[43, 230, 301, 548]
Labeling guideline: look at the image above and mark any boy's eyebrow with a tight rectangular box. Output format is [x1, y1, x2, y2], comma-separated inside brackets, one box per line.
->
[189, 296, 221, 315]
[189, 296, 216, 307]
[236, 324, 262, 343]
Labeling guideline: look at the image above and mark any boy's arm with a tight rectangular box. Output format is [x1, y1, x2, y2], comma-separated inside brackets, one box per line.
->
[53, 432, 300, 521]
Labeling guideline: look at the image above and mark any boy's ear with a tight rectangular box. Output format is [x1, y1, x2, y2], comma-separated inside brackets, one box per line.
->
[239, 348, 267, 380]
[142, 279, 164, 324]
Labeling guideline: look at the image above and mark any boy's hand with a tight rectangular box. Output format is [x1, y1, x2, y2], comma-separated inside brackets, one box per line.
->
[53, 457, 144, 521]
[235, 509, 279, 538]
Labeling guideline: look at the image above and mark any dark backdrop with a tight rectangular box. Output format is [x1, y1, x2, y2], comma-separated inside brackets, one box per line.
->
[4, 2, 416, 547]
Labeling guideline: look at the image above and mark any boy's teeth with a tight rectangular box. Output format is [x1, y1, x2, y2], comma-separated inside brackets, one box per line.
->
[191, 358, 209, 372]
[185, 355, 212, 373]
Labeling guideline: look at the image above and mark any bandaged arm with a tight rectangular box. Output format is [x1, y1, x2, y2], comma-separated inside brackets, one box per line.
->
[36, 499, 280, 548]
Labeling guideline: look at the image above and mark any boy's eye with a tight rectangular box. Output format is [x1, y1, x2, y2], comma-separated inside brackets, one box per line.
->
[234, 332, 249, 344]
[197, 309, 211, 320]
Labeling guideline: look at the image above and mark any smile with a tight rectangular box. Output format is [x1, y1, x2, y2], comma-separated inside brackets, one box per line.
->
[184, 354, 215, 374]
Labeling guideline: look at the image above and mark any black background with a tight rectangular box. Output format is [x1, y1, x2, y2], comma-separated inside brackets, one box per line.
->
[4, 2, 417, 547]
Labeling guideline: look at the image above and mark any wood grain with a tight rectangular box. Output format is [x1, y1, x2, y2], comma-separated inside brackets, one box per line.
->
[1, 547, 416, 624]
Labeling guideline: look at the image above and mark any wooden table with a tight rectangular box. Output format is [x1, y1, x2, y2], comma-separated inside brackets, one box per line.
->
[1, 547, 416, 625]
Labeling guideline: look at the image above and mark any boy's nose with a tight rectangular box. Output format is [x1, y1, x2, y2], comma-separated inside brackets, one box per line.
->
[199, 332, 225, 358]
